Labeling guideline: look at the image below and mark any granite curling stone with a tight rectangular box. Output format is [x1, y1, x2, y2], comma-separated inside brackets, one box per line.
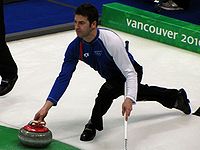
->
[18, 120, 52, 148]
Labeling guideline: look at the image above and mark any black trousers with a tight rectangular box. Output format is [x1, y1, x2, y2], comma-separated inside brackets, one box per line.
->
[91, 61, 179, 131]
[0, 2, 17, 79]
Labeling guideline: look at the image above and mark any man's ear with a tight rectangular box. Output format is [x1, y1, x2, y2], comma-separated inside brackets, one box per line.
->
[91, 21, 97, 29]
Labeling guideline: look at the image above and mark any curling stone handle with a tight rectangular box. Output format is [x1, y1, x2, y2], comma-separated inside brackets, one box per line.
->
[29, 120, 46, 126]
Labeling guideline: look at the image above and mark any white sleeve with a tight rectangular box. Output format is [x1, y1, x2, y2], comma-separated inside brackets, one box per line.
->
[100, 30, 138, 103]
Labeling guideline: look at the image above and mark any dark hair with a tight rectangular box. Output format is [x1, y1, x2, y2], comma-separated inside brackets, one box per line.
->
[75, 3, 99, 26]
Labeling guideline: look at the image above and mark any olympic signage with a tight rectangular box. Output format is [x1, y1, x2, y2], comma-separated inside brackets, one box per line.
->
[101, 3, 200, 54]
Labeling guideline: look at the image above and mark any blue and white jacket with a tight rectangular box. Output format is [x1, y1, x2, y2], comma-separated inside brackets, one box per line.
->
[47, 28, 138, 105]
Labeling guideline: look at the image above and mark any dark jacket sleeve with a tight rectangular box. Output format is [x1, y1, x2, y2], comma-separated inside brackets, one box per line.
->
[47, 40, 79, 105]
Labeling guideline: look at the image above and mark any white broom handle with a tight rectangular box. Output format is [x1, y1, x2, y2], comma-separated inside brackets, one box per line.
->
[124, 82, 128, 150]
[124, 118, 127, 139]
[124, 115, 128, 150]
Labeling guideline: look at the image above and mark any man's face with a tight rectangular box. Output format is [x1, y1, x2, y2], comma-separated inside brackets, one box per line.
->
[74, 15, 95, 39]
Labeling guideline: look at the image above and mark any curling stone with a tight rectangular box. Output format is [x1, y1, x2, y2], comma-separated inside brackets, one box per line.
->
[18, 120, 52, 148]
